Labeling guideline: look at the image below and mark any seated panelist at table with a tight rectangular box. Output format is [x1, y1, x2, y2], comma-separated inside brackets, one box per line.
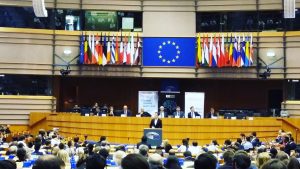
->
[205, 107, 218, 119]
[72, 105, 81, 113]
[118, 105, 132, 117]
[107, 106, 115, 116]
[173, 106, 185, 118]
[149, 112, 162, 128]
[137, 108, 151, 117]
[187, 106, 201, 118]
[158, 106, 168, 118]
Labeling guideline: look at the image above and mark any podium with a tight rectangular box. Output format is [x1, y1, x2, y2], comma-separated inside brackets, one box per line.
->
[144, 128, 162, 147]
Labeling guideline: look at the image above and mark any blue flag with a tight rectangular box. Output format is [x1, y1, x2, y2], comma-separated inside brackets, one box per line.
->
[142, 37, 196, 67]
[79, 33, 84, 64]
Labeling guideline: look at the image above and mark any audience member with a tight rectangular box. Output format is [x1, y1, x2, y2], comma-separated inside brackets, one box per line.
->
[261, 159, 287, 169]
[218, 150, 234, 169]
[121, 154, 150, 169]
[148, 153, 164, 169]
[32, 155, 65, 169]
[86, 154, 106, 169]
[165, 155, 182, 169]
[188, 141, 201, 155]
[194, 153, 218, 169]
[137, 136, 151, 149]
[0, 160, 16, 169]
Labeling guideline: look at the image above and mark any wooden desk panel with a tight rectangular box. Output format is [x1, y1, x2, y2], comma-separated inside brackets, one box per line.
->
[41, 113, 283, 145]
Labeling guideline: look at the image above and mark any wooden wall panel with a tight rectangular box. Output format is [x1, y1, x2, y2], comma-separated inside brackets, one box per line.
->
[197, 0, 256, 11]
[0, 95, 56, 125]
[42, 113, 282, 145]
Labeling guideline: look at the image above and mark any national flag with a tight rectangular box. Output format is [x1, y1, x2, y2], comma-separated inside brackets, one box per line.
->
[79, 33, 84, 64]
[102, 34, 107, 66]
[130, 33, 135, 65]
[209, 35, 213, 67]
[92, 33, 98, 64]
[241, 34, 248, 67]
[134, 35, 141, 65]
[212, 35, 218, 67]
[216, 35, 221, 68]
[249, 34, 254, 65]
[201, 34, 205, 65]
[126, 34, 131, 65]
[245, 35, 250, 67]
[111, 36, 116, 64]
[237, 35, 244, 67]
[197, 34, 202, 65]
[142, 37, 196, 67]
[233, 35, 238, 67]
[107, 36, 111, 64]
[115, 35, 119, 64]
[220, 35, 225, 67]
[119, 33, 124, 64]
[123, 35, 127, 64]
[204, 34, 209, 65]
[88, 33, 93, 64]
[228, 34, 233, 67]
[84, 33, 88, 64]
[96, 34, 102, 65]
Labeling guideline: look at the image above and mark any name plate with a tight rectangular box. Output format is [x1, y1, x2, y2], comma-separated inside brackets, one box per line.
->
[175, 116, 180, 118]
[101, 114, 107, 117]
[195, 116, 201, 119]
[85, 114, 89, 116]
[231, 116, 237, 120]
[121, 114, 126, 117]
[136, 115, 141, 117]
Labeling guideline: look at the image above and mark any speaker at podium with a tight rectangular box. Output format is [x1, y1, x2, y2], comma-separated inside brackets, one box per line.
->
[144, 128, 162, 147]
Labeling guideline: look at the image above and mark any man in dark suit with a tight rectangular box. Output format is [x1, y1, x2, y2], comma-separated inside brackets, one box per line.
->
[137, 136, 151, 149]
[188, 106, 201, 118]
[119, 105, 132, 117]
[205, 107, 218, 118]
[173, 106, 185, 118]
[149, 112, 162, 128]
[137, 108, 151, 117]
[158, 106, 168, 118]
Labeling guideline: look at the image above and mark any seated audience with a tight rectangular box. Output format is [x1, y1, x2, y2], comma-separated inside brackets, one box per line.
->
[218, 150, 234, 169]
[16, 148, 27, 162]
[137, 136, 151, 149]
[164, 155, 182, 169]
[261, 159, 287, 169]
[178, 139, 189, 152]
[121, 154, 150, 169]
[242, 136, 253, 151]
[183, 151, 195, 161]
[32, 155, 65, 169]
[86, 154, 106, 169]
[148, 153, 164, 169]
[194, 153, 218, 169]
[233, 152, 251, 169]
[32, 142, 45, 155]
[257, 152, 271, 168]
[0, 160, 16, 169]
[139, 145, 149, 158]
[57, 150, 70, 167]
[188, 141, 201, 155]
[113, 150, 126, 167]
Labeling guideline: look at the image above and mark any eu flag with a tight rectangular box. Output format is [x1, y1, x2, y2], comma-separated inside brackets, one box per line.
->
[142, 37, 196, 67]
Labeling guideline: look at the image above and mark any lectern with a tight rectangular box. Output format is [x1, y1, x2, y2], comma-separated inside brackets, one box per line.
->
[144, 128, 162, 147]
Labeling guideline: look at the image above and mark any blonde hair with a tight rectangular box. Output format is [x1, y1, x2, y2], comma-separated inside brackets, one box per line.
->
[57, 150, 70, 165]
[52, 146, 60, 156]
[257, 152, 271, 168]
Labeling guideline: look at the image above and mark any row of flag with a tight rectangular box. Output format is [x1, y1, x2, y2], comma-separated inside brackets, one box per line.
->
[79, 32, 141, 65]
[196, 34, 254, 67]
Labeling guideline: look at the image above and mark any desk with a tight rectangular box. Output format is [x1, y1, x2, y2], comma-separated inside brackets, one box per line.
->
[39, 113, 283, 145]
